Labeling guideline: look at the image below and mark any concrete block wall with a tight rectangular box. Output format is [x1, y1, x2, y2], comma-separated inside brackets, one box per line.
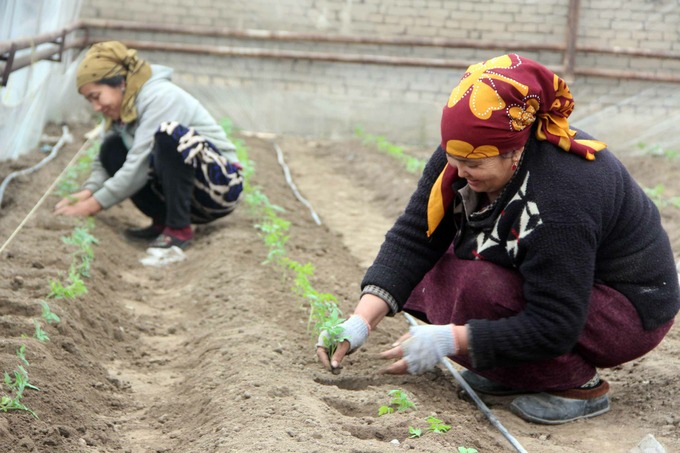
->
[77, 0, 680, 152]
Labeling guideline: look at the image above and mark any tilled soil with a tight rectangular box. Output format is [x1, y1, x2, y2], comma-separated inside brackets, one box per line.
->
[0, 123, 679, 452]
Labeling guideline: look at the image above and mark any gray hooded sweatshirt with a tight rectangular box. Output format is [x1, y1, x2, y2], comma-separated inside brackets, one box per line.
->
[83, 65, 238, 209]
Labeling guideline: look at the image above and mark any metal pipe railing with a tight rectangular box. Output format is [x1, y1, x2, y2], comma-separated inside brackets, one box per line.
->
[2, 15, 680, 87]
[77, 18, 563, 53]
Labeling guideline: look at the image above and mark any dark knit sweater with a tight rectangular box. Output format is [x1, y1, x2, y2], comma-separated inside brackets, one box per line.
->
[362, 131, 680, 369]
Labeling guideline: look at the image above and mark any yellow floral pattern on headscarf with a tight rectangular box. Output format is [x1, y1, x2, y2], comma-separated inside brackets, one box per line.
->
[430, 54, 608, 236]
[509, 98, 538, 131]
[447, 54, 529, 120]
[76, 41, 152, 127]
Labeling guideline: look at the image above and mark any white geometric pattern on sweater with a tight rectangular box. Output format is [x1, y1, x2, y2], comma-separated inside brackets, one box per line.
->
[475, 172, 542, 259]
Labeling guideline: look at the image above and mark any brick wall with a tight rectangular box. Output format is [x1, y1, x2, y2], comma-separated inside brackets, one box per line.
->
[77, 0, 680, 151]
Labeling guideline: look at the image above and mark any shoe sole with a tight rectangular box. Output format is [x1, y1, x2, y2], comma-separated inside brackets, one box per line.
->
[511, 404, 610, 425]
[509, 394, 611, 425]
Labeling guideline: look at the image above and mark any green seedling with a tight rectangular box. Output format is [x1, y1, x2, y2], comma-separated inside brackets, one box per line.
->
[643, 184, 680, 209]
[16, 344, 29, 366]
[47, 269, 88, 300]
[379, 389, 417, 416]
[426, 415, 451, 433]
[388, 389, 416, 412]
[318, 306, 347, 360]
[55, 143, 99, 197]
[62, 218, 98, 278]
[354, 127, 426, 174]
[33, 320, 49, 342]
[637, 143, 679, 160]
[408, 426, 423, 438]
[378, 405, 394, 416]
[39, 300, 61, 324]
[62, 221, 98, 249]
[255, 215, 291, 264]
[71, 253, 93, 278]
[458, 447, 478, 453]
[1, 365, 38, 417]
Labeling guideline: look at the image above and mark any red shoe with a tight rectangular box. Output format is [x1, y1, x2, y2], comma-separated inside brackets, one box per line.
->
[148, 233, 191, 250]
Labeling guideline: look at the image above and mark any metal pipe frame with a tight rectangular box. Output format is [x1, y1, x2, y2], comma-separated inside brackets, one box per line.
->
[2, 12, 680, 87]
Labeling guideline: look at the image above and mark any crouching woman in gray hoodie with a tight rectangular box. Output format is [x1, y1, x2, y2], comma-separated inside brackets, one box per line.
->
[55, 41, 242, 249]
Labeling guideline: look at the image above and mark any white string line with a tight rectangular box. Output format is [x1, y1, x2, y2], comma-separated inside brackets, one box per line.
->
[272, 141, 322, 226]
[0, 134, 95, 256]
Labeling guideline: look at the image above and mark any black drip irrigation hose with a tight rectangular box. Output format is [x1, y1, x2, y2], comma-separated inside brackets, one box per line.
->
[272, 141, 322, 226]
[0, 125, 73, 208]
[402, 312, 528, 453]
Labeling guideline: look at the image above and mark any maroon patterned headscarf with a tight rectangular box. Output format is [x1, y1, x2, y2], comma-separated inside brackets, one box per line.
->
[428, 54, 607, 236]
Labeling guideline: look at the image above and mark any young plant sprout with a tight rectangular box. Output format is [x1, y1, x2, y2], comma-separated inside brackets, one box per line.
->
[426, 415, 451, 433]
[33, 320, 49, 342]
[408, 426, 422, 438]
[379, 389, 417, 415]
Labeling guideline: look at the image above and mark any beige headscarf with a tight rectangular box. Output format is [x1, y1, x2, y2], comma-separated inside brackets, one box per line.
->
[76, 41, 152, 126]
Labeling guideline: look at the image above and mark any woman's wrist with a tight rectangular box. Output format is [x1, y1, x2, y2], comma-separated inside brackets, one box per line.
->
[354, 293, 390, 331]
[452, 324, 469, 355]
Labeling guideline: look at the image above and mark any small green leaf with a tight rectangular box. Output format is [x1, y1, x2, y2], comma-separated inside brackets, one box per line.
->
[408, 426, 422, 438]
[378, 405, 394, 416]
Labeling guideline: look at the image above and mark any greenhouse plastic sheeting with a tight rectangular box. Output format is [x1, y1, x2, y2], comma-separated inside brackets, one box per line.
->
[0, 0, 86, 161]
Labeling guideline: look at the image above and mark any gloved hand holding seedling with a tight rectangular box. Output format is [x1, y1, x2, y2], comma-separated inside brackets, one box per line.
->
[316, 314, 370, 372]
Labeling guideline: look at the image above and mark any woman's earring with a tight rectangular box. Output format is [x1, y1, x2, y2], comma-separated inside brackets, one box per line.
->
[511, 162, 518, 171]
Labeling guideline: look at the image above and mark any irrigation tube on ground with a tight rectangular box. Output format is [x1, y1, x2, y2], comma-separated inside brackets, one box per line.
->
[0, 125, 73, 207]
[402, 312, 528, 453]
[272, 141, 322, 226]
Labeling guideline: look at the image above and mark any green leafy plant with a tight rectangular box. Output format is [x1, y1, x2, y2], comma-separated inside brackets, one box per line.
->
[426, 415, 451, 433]
[39, 300, 61, 325]
[33, 320, 49, 342]
[62, 217, 98, 278]
[1, 364, 38, 417]
[16, 345, 29, 367]
[318, 309, 347, 359]
[643, 184, 680, 209]
[379, 389, 417, 416]
[637, 143, 679, 160]
[408, 426, 423, 438]
[47, 267, 88, 300]
[355, 126, 426, 174]
[55, 143, 99, 197]
[378, 405, 394, 416]
[255, 214, 291, 264]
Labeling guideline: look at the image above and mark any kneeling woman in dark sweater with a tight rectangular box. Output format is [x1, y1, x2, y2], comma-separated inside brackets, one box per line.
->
[317, 54, 679, 424]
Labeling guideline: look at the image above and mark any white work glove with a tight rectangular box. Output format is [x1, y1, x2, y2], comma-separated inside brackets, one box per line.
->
[316, 315, 370, 354]
[401, 324, 457, 374]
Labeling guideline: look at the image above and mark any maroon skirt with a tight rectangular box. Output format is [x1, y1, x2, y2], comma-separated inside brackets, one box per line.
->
[403, 246, 674, 391]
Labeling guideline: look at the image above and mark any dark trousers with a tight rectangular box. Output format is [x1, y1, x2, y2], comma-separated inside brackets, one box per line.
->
[404, 246, 674, 391]
[99, 134, 194, 229]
